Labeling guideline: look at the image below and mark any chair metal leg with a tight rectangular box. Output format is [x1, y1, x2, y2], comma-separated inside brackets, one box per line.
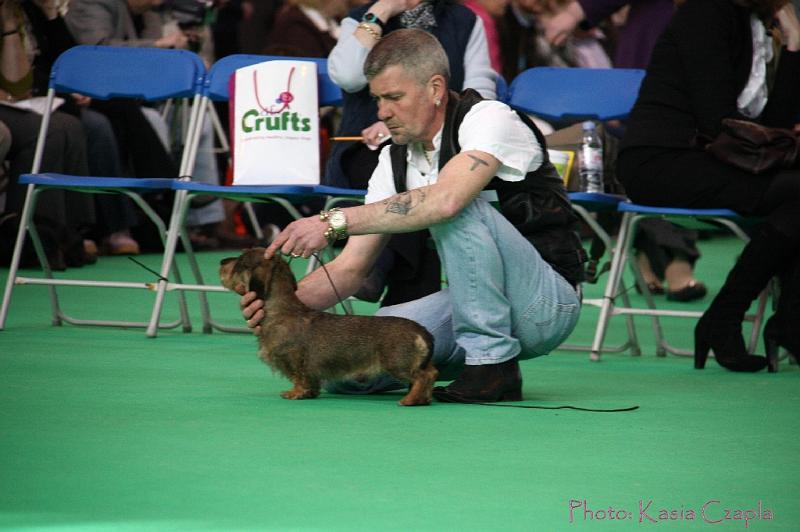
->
[0, 185, 48, 328]
[590, 212, 634, 361]
[25, 208, 64, 326]
[557, 203, 641, 356]
[178, 227, 213, 334]
[147, 188, 190, 338]
[617, 287, 642, 356]
[624, 216, 669, 356]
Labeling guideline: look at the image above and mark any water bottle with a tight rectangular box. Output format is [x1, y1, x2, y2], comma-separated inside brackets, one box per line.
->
[579, 121, 604, 193]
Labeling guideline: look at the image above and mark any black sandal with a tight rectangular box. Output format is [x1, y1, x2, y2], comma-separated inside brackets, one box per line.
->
[635, 281, 665, 295]
[667, 280, 707, 302]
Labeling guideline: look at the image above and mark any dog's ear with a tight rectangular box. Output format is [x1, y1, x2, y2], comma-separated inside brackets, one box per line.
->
[276, 256, 298, 291]
[249, 257, 278, 298]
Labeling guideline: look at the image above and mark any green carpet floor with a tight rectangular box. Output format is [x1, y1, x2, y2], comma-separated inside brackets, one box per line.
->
[1, 238, 798, 531]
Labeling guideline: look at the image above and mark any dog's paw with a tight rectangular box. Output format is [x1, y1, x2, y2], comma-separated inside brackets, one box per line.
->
[281, 389, 319, 400]
[398, 395, 432, 406]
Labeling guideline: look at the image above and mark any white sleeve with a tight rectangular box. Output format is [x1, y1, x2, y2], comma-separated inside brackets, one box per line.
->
[327, 17, 370, 93]
[363, 146, 398, 204]
[457, 101, 543, 181]
[462, 17, 497, 100]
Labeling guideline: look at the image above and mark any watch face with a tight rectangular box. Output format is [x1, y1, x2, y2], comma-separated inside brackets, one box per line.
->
[362, 12, 383, 27]
[330, 210, 347, 229]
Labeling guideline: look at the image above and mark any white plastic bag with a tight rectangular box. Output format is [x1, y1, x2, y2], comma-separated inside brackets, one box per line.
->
[230, 60, 320, 185]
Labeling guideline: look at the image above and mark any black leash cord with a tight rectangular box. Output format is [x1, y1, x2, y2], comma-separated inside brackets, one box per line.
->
[308, 254, 640, 412]
[293, 255, 641, 412]
[128, 256, 168, 282]
[468, 402, 639, 412]
[297, 252, 351, 315]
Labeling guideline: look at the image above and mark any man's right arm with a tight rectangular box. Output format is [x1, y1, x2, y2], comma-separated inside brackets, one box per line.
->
[296, 233, 389, 310]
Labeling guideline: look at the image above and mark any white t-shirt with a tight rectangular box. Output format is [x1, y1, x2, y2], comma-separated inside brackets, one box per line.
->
[364, 100, 543, 204]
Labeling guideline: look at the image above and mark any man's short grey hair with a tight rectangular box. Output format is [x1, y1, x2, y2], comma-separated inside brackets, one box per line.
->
[363, 29, 450, 86]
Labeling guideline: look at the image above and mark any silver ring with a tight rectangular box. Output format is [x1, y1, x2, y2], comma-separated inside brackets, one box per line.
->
[291, 253, 300, 258]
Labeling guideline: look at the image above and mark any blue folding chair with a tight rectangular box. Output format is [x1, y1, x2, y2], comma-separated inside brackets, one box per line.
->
[147, 55, 365, 335]
[591, 202, 768, 361]
[507, 67, 644, 355]
[0, 45, 206, 332]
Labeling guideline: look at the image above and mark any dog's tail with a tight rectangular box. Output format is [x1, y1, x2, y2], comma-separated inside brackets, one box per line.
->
[419, 330, 435, 370]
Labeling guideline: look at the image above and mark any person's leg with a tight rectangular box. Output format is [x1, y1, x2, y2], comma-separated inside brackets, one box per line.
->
[430, 198, 581, 364]
[635, 252, 665, 293]
[756, 169, 800, 366]
[619, 148, 791, 371]
[80, 108, 140, 254]
[429, 198, 580, 402]
[1, 108, 94, 267]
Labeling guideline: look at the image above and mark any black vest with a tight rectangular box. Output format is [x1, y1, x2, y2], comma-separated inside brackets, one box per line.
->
[389, 89, 587, 287]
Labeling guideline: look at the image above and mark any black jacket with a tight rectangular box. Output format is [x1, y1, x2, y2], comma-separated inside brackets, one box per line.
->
[620, 0, 800, 152]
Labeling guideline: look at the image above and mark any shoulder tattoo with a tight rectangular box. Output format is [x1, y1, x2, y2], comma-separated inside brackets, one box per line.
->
[467, 154, 489, 171]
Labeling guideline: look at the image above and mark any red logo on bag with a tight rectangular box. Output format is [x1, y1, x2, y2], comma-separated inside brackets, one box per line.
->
[254, 67, 295, 115]
[239, 65, 313, 134]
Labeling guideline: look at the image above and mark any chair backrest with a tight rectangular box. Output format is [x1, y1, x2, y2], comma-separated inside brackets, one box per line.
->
[507, 67, 645, 121]
[49, 45, 206, 101]
[205, 54, 342, 106]
[495, 74, 509, 103]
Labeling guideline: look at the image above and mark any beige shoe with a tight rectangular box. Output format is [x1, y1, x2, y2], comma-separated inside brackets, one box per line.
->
[105, 231, 140, 255]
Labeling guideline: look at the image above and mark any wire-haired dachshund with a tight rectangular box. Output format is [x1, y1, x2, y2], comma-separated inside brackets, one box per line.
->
[220, 248, 437, 406]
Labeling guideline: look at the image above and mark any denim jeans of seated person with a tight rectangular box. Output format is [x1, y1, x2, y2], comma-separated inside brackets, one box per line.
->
[326, 198, 581, 394]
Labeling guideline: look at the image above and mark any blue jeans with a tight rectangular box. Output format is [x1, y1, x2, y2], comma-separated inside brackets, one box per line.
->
[326, 198, 581, 393]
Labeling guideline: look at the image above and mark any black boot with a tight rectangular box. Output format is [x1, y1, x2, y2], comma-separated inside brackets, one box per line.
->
[764, 254, 800, 372]
[694, 224, 791, 372]
[433, 357, 522, 403]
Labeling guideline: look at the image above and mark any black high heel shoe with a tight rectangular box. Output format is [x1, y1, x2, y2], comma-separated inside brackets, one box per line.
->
[763, 315, 799, 373]
[694, 313, 768, 372]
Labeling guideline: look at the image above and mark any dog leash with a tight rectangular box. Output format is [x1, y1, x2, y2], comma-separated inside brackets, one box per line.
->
[296, 253, 352, 315]
[132, 252, 640, 412]
[305, 254, 640, 412]
[462, 402, 639, 412]
[128, 257, 168, 282]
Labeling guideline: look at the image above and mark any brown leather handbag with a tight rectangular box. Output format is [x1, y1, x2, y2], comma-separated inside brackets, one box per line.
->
[706, 118, 800, 174]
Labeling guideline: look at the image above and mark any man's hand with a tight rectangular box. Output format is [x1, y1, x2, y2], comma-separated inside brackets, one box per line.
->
[264, 215, 332, 260]
[775, 3, 800, 52]
[31, 0, 59, 20]
[239, 290, 264, 334]
[71, 94, 91, 106]
[371, 0, 424, 21]
[155, 30, 189, 49]
[362, 121, 391, 150]
[0, 0, 21, 29]
[541, 1, 585, 46]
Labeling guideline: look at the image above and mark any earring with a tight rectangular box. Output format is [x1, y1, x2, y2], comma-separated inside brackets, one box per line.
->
[435, 99, 441, 107]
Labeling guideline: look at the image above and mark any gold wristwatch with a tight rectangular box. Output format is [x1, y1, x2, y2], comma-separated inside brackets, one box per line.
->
[320, 208, 348, 242]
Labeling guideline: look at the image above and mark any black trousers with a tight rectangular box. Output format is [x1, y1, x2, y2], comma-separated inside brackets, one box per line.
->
[0, 106, 94, 232]
[619, 145, 800, 294]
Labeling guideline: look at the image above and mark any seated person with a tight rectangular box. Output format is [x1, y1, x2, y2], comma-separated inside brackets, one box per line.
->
[617, 0, 800, 371]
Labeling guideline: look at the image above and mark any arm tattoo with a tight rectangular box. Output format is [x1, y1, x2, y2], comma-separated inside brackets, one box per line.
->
[383, 189, 426, 216]
[468, 154, 489, 171]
